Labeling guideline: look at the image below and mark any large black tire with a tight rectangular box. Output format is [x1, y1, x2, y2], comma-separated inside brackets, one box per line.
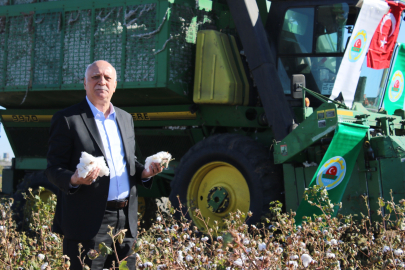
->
[12, 170, 58, 227]
[138, 197, 158, 230]
[169, 133, 283, 231]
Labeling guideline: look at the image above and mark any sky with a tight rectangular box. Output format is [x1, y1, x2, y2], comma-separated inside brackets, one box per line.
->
[0, 106, 13, 158]
[0, 109, 14, 159]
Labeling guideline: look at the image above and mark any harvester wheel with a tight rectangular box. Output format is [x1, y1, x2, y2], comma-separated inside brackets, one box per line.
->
[138, 197, 158, 230]
[169, 134, 283, 232]
[12, 171, 58, 227]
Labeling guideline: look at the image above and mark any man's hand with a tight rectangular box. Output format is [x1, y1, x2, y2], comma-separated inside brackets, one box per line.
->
[141, 162, 164, 179]
[70, 167, 101, 186]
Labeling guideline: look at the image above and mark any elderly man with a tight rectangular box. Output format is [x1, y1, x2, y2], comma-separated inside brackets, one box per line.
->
[45, 60, 162, 269]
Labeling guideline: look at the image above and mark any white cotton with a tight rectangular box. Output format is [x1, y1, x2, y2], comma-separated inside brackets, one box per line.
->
[144, 151, 172, 172]
[286, 261, 298, 268]
[186, 255, 193, 261]
[325, 252, 335, 259]
[290, 255, 299, 260]
[76, 152, 109, 178]
[301, 254, 313, 268]
[178, 251, 184, 261]
[395, 249, 404, 256]
[330, 239, 338, 246]
[38, 254, 45, 261]
[258, 243, 266, 251]
[144, 262, 153, 267]
[40, 262, 48, 270]
[383, 246, 391, 253]
[233, 258, 243, 267]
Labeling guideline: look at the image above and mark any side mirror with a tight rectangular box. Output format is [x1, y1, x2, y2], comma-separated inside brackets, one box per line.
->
[291, 74, 305, 99]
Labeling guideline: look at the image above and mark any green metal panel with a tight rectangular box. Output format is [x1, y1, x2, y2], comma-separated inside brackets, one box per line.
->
[274, 103, 338, 164]
[380, 158, 405, 204]
[337, 159, 369, 218]
[367, 160, 383, 222]
[2, 168, 14, 195]
[283, 163, 299, 212]
[295, 167, 306, 203]
[0, 0, 208, 108]
[304, 166, 317, 187]
[371, 137, 399, 158]
[15, 157, 47, 170]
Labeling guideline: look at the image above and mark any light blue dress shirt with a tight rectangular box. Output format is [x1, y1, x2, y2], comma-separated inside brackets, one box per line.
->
[86, 97, 130, 201]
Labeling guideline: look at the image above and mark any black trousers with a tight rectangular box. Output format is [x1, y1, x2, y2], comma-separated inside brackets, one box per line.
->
[63, 206, 136, 270]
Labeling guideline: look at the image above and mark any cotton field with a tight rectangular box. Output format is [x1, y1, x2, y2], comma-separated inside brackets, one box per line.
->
[0, 186, 405, 269]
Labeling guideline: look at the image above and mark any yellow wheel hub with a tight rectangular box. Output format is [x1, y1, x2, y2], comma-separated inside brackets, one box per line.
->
[39, 189, 54, 203]
[187, 162, 250, 231]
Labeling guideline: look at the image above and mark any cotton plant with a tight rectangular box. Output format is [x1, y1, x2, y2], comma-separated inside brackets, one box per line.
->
[3, 186, 405, 269]
[76, 151, 109, 178]
[144, 151, 174, 172]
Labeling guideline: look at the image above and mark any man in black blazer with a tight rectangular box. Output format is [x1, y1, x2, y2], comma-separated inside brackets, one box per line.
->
[45, 60, 163, 269]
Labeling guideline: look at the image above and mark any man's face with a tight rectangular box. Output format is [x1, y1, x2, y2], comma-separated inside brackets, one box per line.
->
[84, 61, 117, 105]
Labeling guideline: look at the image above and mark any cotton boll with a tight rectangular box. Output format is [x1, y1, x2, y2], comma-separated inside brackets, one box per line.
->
[301, 254, 313, 268]
[395, 249, 403, 256]
[383, 246, 391, 253]
[76, 152, 109, 178]
[258, 243, 266, 251]
[290, 255, 299, 260]
[286, 261, 298, 268]
[94, 156, 109, 177]
[145, 151, 172, 172]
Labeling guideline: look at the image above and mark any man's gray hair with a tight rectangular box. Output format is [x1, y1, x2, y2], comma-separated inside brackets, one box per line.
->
[84, 60, 117, 81]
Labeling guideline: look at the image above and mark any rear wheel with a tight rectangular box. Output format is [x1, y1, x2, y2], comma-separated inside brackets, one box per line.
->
[169, 134, 283, 232]
[138, 197, 158, 230]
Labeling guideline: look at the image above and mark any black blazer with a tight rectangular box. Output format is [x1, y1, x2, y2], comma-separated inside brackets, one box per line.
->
[45, 99, 150, 241]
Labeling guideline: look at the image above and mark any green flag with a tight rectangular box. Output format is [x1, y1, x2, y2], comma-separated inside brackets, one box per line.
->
[383, 44, 405, 115]
[295, 122, 368, 225]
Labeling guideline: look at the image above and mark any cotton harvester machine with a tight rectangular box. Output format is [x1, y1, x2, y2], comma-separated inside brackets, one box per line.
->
[0, 0, 404, 230]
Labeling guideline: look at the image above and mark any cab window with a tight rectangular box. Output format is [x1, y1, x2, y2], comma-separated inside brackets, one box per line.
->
[277, 3, 357, 95]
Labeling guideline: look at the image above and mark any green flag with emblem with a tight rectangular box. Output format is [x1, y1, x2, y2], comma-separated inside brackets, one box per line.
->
[383, 44, 405, 115]
[295, 122, 368, 225]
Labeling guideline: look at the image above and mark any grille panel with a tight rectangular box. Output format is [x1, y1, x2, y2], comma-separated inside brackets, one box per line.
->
[7, 127, 49, 157]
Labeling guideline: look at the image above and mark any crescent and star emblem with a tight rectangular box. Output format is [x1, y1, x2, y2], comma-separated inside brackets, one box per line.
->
[379, 13, 397, 48]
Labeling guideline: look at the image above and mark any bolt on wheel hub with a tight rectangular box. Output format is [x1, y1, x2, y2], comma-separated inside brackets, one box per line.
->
[206, 186, 230, 213]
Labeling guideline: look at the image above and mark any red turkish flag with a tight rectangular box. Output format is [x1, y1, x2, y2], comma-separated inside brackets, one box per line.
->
[367, 1, 405, 69]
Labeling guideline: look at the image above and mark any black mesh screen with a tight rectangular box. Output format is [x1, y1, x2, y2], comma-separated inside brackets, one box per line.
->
[7, 127, 49, 157]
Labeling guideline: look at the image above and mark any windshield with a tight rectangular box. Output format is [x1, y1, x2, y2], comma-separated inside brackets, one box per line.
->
[278, 3, 357, 95]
